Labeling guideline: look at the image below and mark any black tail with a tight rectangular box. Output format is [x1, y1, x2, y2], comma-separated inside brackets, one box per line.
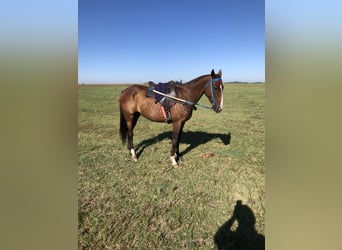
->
[120, 108, 127, 144]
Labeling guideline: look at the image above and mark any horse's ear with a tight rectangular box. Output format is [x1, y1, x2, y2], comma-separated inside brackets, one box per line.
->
[211, 69, 215, 77]
[218, 69, 222, 77]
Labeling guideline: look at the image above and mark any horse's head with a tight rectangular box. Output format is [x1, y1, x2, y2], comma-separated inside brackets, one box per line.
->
[204, 69, 224, 113]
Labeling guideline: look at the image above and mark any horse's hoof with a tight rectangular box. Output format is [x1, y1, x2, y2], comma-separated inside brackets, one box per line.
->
[170, 156, 178, 167]
[130, 149, 137, 162]
[172, 163, 179, 168]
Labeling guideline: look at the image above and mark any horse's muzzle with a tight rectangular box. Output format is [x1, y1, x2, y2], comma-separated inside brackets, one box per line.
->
[213, 104, 222, 113]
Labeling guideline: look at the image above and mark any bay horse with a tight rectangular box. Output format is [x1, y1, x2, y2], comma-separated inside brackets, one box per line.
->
[119, 69, 224, 167]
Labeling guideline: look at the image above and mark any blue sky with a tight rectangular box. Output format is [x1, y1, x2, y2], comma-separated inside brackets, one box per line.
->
[78, 0, 264, 83]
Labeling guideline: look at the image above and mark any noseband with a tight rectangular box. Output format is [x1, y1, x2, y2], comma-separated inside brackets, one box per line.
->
[203, 77, 222, 108]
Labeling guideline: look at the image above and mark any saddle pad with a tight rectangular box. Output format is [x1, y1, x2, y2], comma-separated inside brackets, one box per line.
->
[145, 81, 176, 108]
[154, 83, 168, 102]
[145, 82, 168, 102]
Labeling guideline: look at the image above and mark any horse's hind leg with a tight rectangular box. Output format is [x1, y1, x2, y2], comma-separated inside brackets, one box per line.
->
[127, 112, 140, 161]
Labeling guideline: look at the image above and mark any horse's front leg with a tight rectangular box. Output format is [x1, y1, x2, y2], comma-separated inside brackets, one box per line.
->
[170, 122, 184, 167]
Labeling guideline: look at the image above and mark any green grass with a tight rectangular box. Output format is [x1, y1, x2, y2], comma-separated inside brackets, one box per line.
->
[78, 84, 265, 249]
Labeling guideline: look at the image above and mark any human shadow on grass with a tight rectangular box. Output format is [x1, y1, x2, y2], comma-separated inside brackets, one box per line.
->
[135, 131, 231, 159]
[214, 200, 265, 250]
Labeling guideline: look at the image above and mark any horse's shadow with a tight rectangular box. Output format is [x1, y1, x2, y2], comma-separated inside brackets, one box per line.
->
[135, 131, 231, 159]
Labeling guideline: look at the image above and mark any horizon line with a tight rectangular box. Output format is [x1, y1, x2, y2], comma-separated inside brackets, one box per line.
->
[78, 81, 265, 85]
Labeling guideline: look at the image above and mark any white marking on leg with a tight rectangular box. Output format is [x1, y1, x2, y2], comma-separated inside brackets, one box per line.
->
[170, 156, 178, 167]
[130, 148, 137, 162]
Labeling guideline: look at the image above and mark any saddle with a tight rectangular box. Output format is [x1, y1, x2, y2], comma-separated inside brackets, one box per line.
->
[146, 81, 177, 123]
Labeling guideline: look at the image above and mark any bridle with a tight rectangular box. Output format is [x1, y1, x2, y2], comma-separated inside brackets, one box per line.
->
[203, 77, 222, 109]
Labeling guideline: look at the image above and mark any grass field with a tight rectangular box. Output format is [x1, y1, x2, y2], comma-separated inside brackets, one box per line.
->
[78, 83, 265, 249]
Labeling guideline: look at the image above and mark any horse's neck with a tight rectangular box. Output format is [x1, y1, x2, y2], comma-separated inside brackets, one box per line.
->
[178, 75, 210, 103]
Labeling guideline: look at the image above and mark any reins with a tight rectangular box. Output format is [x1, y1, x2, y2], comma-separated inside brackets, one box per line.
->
[149, 77, 222, 110]
[149, 88, 197, 108]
